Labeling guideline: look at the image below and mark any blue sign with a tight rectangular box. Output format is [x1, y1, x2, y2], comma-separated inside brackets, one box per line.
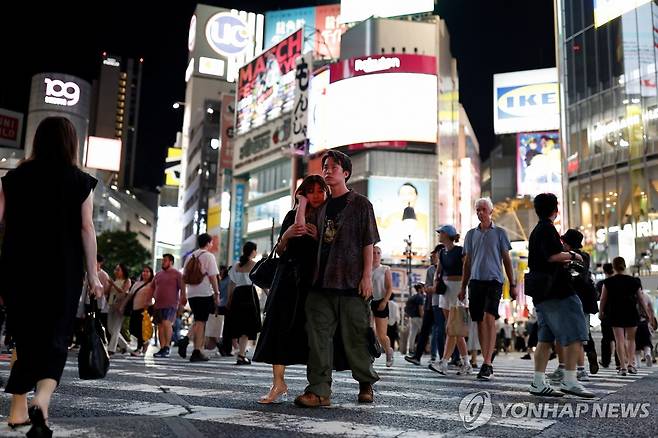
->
[265, 7, 316, 53]
[232, 183, 246, 262]
[205, 12, 250, 57]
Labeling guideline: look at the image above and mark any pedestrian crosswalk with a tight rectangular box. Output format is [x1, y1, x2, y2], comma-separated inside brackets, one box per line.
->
[0, 350, 655, 437]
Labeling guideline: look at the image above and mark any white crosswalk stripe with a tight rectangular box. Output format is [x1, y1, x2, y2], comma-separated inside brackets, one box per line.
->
[0, 351, 655, 437]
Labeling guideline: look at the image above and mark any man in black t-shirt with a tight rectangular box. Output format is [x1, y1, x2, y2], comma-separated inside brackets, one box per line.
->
[527, 193, 594, 399]
[294, 151, 380, 408]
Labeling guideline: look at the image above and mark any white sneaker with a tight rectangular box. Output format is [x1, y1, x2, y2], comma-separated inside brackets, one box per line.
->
[576, 369, 589, 382]
[529, 380, 564, 397]
[560, 381, 595, 398]
[547, 367, 564, 382]
[457, 361, 473, 376]
[429, 359, 448, 375]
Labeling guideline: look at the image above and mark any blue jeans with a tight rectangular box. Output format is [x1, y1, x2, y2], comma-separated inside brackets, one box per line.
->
[431, 306, 446, 359]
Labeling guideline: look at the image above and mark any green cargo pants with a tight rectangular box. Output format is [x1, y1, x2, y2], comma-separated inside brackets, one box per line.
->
[305, 291, 379, 397]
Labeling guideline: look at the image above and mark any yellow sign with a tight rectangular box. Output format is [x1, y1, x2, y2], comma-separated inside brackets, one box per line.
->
[164, 147, 182, 187]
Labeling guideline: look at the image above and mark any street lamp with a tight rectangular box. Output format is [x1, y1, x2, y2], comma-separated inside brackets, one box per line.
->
[402, 203, 417, 297]
[172, 101, 184, 109]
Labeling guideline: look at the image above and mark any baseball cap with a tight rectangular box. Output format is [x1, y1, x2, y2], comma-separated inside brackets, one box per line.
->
[436, 224, 458, 237]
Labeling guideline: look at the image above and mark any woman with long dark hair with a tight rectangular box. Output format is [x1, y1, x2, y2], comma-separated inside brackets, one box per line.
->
[0, 117, 103, 437]
[224, 241, 262, 365]
[253, 175, 329, 403]
[127, 266, 155, 356]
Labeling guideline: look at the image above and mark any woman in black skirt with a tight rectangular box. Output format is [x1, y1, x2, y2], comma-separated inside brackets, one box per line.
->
[600, 257, 652, 376]
[0, 118, 103, 437]
[225, 242, 262, 365]
[253, 175, 329, 404]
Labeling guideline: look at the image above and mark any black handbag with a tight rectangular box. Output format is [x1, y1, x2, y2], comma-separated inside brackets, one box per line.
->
[78, 297, 110, 380]
[523, 271, 555, 301]
[367, 326, 384, 358]
[249, 244, 279, 289]
[436, 277, 448, 295]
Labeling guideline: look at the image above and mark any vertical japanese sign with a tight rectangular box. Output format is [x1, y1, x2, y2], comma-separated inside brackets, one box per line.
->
[291, 53, 313, 147]
[232, 183, 246, 263]
[220, 94, 235, 169]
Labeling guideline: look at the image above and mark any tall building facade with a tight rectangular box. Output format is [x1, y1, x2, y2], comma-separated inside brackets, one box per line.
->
[179, 5, 264, 256]
[556, 0, 658, 267]
[90, 53, 143, 189]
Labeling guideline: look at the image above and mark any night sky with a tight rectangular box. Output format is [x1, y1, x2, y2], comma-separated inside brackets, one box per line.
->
[0, 1, 554, 192]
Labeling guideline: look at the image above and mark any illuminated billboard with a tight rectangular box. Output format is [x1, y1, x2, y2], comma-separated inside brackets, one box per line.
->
[307, 69, 330, 154]
[493, 68, 559, 135]
[368, 177, 431, 261]
[594, 0, 650, 28]
[265, 5, 345, 59]
[321, 54, 437, 150]
[236, 29, 303, 135]
[340, 0, 434, 23]
[85, 136, 122, 172]
[517, 132, 563, 226]
[0, 108, 23, 148]
[164, 147, 182, 187]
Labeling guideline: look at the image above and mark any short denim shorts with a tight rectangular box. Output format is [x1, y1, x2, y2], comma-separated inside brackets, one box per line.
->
[536, 294, 588, 346]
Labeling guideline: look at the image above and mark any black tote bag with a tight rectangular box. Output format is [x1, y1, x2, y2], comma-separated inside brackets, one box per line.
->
[78, 297, 110, 380]
[249, 244, 279, 290]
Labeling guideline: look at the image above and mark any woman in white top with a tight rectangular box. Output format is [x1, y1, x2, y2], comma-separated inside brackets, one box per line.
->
[107, 264, 131, 354]
[371, 246, 394, 367]
[225, 242, 262, 365]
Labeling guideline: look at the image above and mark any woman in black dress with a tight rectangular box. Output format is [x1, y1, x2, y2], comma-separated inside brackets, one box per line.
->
[0, 117, 103, 437]
[253, 175, 329, 404]
[600, 257, 652, 376]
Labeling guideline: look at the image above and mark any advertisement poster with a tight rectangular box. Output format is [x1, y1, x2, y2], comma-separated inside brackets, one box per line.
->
[264, 5, 345, 59]
[236, 29, 303, 135]
[368, 177, 431, 261]
[232, 183, 246, 263]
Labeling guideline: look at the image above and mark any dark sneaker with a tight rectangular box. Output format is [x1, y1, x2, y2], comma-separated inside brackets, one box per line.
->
[477, 364, 493, 380]
[178, 336, 189, 359]
[153, 347, 170, 358]
[404, 355, 421, 366]
[521, 353, 531, 360]
[587, 351, 599, 374]
[190, 349, 209, 362]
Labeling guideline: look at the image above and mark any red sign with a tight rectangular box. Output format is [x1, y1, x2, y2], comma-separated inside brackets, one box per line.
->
[220, 94, 235, 170]
[236, 29, 303, 134]
[330, 54, 436, 83]
[315, 5, 346, 60]
[0, 114, 20, 142]
[567, 154, 579, 175]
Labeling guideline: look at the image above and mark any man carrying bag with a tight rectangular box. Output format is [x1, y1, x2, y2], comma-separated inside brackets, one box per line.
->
[525, 193, 593, 398]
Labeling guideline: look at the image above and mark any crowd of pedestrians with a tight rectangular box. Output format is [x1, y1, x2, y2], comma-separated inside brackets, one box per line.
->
[0, 118, 656, 438]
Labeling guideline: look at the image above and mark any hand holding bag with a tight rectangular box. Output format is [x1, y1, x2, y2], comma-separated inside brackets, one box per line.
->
[78, 297, 110, 380]
[205, 307, 224, 339]
[249, 244, 279, 289]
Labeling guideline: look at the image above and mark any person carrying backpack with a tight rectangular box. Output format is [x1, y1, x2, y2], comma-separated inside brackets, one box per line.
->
[179, 233, 220, 362]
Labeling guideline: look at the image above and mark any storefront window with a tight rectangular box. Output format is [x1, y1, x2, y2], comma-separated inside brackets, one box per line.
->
[246, 195, 292, 234]
[248, 160, 292, 201]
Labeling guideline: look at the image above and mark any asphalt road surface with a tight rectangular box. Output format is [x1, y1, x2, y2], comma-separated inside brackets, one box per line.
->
[0, 346, 656, 437]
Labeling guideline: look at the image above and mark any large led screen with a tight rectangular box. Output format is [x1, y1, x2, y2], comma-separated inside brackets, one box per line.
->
[324, 73, 437, 149]
[236, 29, 303, 135]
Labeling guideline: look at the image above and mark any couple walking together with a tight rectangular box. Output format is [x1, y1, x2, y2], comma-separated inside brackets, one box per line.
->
[253, 150, 381, 407]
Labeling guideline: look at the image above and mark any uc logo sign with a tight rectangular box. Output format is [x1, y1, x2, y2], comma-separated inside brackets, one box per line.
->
[496, 82, 558, 119]
[44, 78, 80, 107]
[205, 12, 250, 57]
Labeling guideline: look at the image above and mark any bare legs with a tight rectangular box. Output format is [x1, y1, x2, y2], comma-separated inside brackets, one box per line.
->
[478, 314, 497, 365]
[613, 327, 637, 370]
[259, 365, 288, 404]
[8, 378, 58, 425]
[158, 320, 173, 350]
[374, 317, 392, 354]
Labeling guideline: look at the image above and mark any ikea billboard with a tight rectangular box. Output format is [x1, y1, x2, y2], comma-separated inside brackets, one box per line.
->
[493, 67, 559, 135]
